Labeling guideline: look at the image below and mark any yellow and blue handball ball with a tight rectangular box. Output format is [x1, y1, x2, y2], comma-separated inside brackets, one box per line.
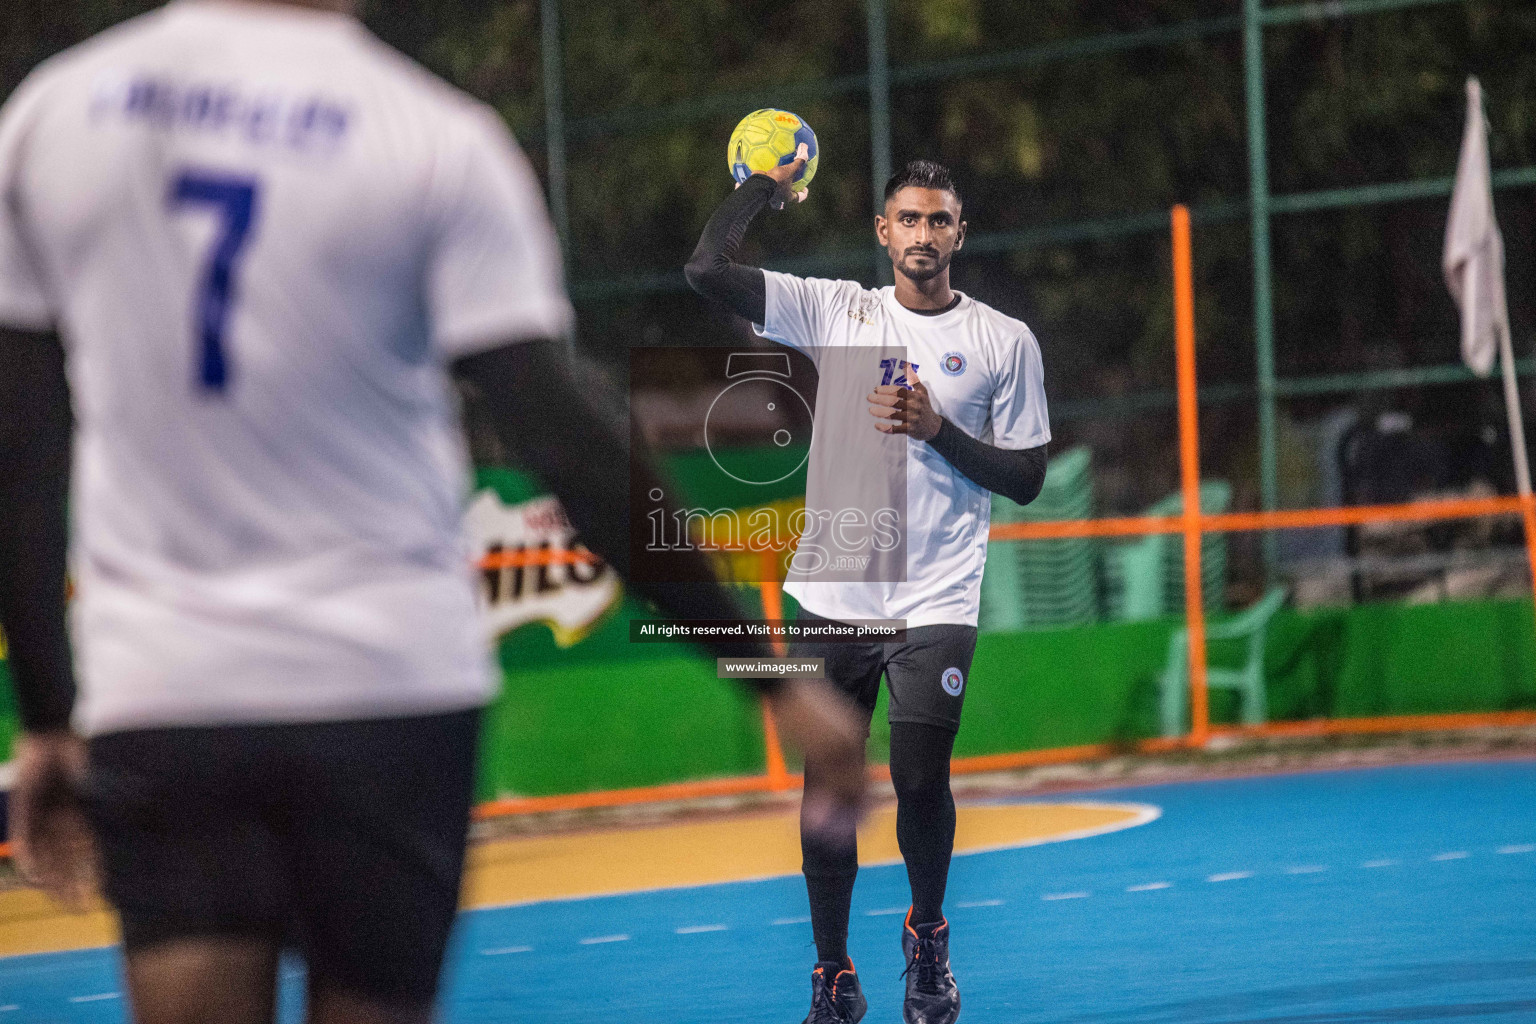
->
[727, 108, 819, 193]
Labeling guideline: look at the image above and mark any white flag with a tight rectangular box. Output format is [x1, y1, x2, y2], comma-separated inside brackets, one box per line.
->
[1443, 76, 1508, 378]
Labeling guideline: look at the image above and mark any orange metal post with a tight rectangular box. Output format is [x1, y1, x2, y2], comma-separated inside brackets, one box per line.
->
[987, 494, 1526, 542]
[1172, 205, 1210, 747]
[760, 704, 792, 791]
[757, 549, 792, 790]
[758, 550, 788, 655]
[473, 773, 787, 818]
[1210, 709, 1536, 740]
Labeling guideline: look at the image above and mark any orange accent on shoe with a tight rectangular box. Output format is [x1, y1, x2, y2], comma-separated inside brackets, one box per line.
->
[907, 909, 951, 937]
[831, 963, 856, 999]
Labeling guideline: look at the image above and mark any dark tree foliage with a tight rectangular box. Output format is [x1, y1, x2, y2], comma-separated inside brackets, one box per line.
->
[4, 0, 1535, 529]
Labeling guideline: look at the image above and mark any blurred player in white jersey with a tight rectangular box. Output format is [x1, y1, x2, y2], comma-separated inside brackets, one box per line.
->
[0, 2, 865, 1022]
[688, 157, 1051, 1024]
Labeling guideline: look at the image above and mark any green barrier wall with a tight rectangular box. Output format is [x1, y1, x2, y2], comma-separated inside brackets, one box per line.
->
[4, 589, 1534, 800]
[475, 596, 1536, 797]
[465, 462, 1536, 793]
[0, 659, 15, 765]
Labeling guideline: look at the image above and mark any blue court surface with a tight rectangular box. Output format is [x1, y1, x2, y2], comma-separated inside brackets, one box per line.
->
[3, 760, 1534, 1022]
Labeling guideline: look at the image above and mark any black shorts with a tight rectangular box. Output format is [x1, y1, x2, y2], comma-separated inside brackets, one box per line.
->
[85, 708, 481, 1004]
[791, 609, 978, 734]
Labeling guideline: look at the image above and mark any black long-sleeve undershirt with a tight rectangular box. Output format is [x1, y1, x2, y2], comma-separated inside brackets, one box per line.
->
[683, 174, 774, 324]
[0, 326, 75, 733]
[929, 420, 1048, 507]
[684, 178, 1049, 508]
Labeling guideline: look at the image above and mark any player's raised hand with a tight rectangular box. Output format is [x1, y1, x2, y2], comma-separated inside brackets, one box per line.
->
[867, 367, 941, 441]
[759, 142, 811, 210]
[10, 731, 97, 911]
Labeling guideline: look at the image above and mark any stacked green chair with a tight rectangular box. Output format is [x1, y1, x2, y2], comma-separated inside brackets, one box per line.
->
[1159, 586, 1287, 737]
[1101, 535, 1162, 622]
[1151, 481, 1230, 616]
[980, 486, 1029, 632]
[1102, 481, 1231, 621]
[980, 447, 1098, 631]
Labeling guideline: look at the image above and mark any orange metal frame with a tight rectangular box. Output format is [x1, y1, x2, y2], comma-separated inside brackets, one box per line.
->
[1173, 206, 1212, 746]
[456, 204, 1536, 820]
[5, 208, 1535, 864]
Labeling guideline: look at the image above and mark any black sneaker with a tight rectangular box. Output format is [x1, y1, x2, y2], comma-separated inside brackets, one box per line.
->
[801, 959, 867, 1024]
[901, 909, 960, 1024]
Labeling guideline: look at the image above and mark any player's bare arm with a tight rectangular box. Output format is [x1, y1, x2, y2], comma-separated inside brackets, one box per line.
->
[0, 324, 94, 908]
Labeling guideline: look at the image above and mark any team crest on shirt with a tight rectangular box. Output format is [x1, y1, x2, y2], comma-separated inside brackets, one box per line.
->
[847, 294, 882, 327]
[941, 352, 966, 377]
[941, 666, 965, 696]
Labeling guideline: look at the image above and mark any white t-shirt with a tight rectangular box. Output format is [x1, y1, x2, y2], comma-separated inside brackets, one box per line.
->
[0, 0, 573, 734]
[756, 272, 1050, 628]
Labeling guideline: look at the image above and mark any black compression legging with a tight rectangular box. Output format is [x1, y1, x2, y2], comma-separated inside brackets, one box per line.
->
[801, 721, 958, 965]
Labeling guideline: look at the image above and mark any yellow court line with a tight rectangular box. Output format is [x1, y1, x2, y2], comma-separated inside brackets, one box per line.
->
[464, 800, 1156, 908]
[0, 801, 1157, 960]
[0, 889, 117, 960]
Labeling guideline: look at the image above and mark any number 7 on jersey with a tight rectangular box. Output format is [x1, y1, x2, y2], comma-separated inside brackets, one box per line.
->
[168, 171, 261, 393]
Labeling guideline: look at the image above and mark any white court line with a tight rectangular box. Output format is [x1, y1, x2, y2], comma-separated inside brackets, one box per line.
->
[1431, 852, 1470, 861]
[1362, 859, 1398, 868]
[1285, 865, 1329, 874]
[772, 916, 811, 926]
[1127, 882, 1172, 892]
[936, 801, 1164, 861]
[1497, 844, 1535, 854]
[956, 899, 1004, 908]
[1207, 872, 1253, 882]
[676, 924, 729, 934]
[866, 907, 907, 916]
[1042, 892, 1090, 901]
[579, 935, 630, 945]
[464, 801, 1162, 913]
[482, 946, 533, 956]
[69, 994, 120, 1003]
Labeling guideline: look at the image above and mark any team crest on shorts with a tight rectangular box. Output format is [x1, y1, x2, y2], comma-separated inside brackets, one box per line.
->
[941, 666, 965, 696]
[941, 352, 966, 376]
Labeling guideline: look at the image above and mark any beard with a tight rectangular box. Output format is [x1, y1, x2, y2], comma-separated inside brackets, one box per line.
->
[894, 247, 952, 282]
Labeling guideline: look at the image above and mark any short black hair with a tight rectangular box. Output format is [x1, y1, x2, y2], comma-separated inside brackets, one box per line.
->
[883, 160, 961, 207]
